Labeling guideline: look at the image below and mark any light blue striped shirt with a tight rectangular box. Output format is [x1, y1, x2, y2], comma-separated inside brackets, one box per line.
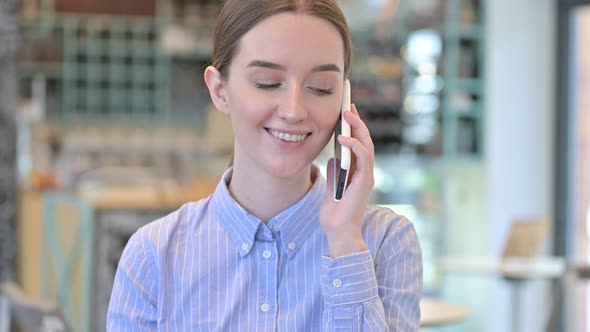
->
[107, 166, 422, 331]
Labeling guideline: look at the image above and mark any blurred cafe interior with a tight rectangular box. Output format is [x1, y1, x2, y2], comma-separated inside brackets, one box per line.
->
[0, 0, 589, 331]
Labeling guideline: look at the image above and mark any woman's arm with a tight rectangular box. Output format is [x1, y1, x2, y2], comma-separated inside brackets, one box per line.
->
[321, 218, 423, 331]
[319, 102, 422, 330]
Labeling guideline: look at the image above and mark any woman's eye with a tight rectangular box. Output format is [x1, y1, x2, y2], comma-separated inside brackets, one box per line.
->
[255, 83, 281, 90]
[309, 87, 333, 96]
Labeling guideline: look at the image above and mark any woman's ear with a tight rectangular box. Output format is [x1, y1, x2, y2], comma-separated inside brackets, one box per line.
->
[204, 66, 229, 114]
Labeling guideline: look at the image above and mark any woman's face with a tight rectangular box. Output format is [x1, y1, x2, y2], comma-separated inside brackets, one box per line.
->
[220, 13, 345, 178]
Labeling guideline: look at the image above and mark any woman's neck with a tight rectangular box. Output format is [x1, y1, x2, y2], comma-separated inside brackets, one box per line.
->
[229, 164, 314, 223]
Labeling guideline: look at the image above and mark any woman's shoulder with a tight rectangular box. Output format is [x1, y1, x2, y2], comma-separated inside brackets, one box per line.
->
[129, 197, 214, 249]
[363, 204, 414, 231]
[362, 205, 422, 262]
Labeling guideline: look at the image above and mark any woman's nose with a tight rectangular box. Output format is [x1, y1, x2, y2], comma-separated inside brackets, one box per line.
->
[278, 85, 308, 122]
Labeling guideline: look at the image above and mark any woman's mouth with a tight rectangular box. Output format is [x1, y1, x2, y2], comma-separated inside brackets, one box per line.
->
[266, 128, 310, 143]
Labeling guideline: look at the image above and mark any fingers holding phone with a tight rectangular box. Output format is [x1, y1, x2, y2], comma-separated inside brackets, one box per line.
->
[322, 80, 374, 257]
[333, 81, 375, 202]
[340, 105, 375, 188]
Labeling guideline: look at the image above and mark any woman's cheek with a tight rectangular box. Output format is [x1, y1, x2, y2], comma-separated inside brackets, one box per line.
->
[309, 96, 339, 115]
[239, 93, 276, 115]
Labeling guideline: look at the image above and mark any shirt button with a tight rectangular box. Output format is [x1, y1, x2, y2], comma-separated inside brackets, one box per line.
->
[260, 303, 270, 312]
[241, 243, 249, 251]
[288, 242, 297, 250]
[332, 279, 343, 288]
[272, 224, 280, 233]
[262, 250, 272, 259]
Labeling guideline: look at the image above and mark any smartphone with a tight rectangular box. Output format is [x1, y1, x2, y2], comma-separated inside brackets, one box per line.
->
[333, 79, 351, 201]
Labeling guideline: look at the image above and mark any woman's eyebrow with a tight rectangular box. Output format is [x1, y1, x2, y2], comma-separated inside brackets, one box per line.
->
[248, 60, 285, 70]
[247, 60, 341, 73]
[311, 64, 341, 73]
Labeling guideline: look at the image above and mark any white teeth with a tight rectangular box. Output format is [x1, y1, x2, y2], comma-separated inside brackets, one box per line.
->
[270, 130, 307, 142]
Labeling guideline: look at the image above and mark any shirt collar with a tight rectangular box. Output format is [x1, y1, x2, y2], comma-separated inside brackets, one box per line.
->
[210, 168, 261, 257]
[210, 165, 325, 259]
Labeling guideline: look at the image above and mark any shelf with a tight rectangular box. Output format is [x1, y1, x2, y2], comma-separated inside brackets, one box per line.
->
[440, 0, 485, 159]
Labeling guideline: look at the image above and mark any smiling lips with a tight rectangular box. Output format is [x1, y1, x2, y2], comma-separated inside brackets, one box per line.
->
[267, 129, 310, 143]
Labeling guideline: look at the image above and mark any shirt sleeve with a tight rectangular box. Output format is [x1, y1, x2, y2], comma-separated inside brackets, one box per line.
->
[107, 230, 159, 331]
[320, 219, 423, 332]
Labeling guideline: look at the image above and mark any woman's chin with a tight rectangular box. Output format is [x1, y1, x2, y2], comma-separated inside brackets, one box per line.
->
[265, 159, 312, 179]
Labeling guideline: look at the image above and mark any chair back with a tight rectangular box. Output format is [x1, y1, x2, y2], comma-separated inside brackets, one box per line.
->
[501, 218, 550, 259]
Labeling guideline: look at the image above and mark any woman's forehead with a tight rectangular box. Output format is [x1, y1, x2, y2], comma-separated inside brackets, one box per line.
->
[233, 13, 345, 70]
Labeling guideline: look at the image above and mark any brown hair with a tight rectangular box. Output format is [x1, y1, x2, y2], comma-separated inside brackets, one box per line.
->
[212, 0, 353, 78]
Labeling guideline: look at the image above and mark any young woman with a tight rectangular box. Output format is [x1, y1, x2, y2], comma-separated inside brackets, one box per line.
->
[107, 0, 422, 331]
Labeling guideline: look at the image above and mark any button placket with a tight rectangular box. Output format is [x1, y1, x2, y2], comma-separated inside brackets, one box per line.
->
[256, 242, 278, 329]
